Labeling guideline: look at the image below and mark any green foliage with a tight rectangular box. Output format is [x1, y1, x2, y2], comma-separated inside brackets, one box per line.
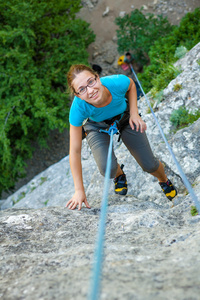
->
[173, 83, 182, 92]
[152, 64, 181, 92]
[44, 199, 49, 206]
[146, 100, 155, 114]
[170, 107, 200, 130]
[150, 89, 164, 104]
[30, 186, 36, 192]
[0, 0, 95, 196]
[174, 8, 200, 50]
[12, 191, 26, 205]
[136, 8, 200, 92]
[40, 177, 48, 185]
[191, 206, 198, 216]
[115, 9, 174, 65]
[174, 46, 188, 59]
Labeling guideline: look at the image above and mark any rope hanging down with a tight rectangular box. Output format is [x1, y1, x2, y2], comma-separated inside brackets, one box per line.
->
[89, 65, 200, 300]
[89, 122, 117, 300]
[129, 63, 200, 213]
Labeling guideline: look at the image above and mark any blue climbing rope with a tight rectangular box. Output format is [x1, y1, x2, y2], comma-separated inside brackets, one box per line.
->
[129, 63, 200, 213]
[89, 122, 117, 300]
[89, 66, 200, 300]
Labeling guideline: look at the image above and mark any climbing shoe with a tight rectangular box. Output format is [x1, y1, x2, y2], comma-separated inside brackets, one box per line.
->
[114, 164, 127, 195]
[159, 179, 177, 201]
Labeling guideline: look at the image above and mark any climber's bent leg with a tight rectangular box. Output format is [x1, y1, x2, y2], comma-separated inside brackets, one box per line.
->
[84, 120, 118, 178]
[121, 124, 159, 173]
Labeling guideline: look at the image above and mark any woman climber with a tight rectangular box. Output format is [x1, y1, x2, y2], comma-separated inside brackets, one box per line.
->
[66, 64, 177, 210]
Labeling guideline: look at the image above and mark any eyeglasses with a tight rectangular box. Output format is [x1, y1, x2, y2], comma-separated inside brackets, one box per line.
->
[75, 76, 97, 95]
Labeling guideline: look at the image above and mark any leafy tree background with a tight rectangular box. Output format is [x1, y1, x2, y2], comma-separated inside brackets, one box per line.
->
[115, 9, 174, 65]
[115, 8, 200, 92]
[0, 0, 95, 196]
[140, 7, 200, 92]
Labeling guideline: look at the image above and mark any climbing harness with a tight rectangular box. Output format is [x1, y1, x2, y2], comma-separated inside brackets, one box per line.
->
[83, 103, 133, 142]
[129, 63, 200, 213]
[99, 121, 119, 135]
[89, 121, 118, 300]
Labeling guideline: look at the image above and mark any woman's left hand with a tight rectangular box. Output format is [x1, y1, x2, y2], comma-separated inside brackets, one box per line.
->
[129, 113, 147, 133]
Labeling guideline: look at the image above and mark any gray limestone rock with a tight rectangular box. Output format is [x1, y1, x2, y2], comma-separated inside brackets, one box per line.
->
[1, 191, 200, 300]
[0, 42, 200, 300]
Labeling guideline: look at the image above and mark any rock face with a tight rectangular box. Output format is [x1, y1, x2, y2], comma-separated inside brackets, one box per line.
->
[0, 43, 200, 300]
[1, 199, 200, 300]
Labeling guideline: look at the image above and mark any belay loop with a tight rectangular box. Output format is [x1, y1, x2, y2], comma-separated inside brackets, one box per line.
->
[99, 120, 119, 136]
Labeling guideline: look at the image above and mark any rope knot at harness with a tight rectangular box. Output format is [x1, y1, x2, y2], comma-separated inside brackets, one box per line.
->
[99, 120, 119, 136]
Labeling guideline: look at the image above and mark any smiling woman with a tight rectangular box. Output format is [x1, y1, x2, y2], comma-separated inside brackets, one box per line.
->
[75, 76, 97, 95]
[66, 64, 178, 210]
[72, 71, 107, 107]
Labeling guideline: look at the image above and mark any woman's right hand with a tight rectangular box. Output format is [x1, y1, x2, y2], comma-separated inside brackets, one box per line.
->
[66, 190, 91, 210]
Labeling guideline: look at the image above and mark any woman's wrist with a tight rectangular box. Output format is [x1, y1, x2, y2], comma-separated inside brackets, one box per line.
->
[75, 187, 85, 194]
[130, 110, 139, 116]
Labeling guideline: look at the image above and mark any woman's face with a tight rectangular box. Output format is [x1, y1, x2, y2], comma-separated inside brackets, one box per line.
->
[72, 71, 104, 107]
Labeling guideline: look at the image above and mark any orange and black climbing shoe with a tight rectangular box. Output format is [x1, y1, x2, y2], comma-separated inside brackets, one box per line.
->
[159, 179, 177, 201]
[114, 164, 127, 195]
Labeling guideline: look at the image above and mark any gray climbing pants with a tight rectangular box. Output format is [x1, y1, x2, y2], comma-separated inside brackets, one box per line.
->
[83, 119, 159, 178]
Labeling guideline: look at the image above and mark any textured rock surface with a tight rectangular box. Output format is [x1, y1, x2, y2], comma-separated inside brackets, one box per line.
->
[1, 195, 200, 300]
[0, 43, 200, 300]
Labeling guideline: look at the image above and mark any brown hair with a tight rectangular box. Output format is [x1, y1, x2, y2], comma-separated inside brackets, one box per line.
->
[67, 64, 97, 94]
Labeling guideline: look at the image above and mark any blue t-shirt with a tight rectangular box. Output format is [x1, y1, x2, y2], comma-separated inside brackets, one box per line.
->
[69, 74, 130, 127]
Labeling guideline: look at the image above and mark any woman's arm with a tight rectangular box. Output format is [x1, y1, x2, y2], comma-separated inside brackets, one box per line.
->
[66, 124, 91, 210]
[126, 78, 147, 133]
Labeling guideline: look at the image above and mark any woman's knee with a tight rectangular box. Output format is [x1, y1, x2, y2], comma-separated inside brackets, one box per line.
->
[98, 161, 118, 178]
[141, 159, 160, 173]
